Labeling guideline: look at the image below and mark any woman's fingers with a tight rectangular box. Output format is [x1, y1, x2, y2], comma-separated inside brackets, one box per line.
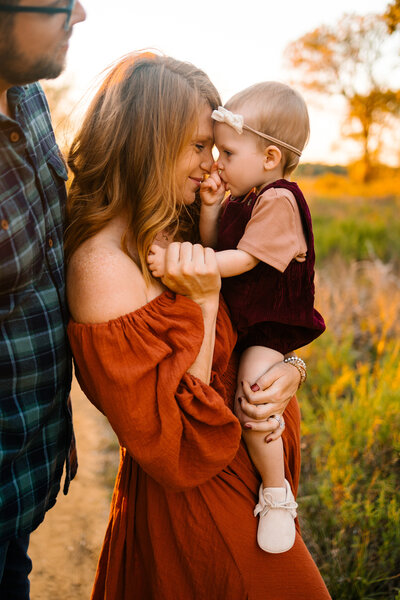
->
[239, 396, 282, 421]
[165, 241, 181, 270]
[162, 242, 220, 304]
[241, 379, 279, 405]
[263, 424, 284, 443]
[252, 362, 301, 401]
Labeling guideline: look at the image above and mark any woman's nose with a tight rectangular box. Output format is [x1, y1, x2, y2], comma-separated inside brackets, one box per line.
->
[200, 148, 214, 173]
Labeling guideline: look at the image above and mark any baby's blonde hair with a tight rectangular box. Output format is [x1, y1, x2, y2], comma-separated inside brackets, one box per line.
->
[226, 82, 309, 176]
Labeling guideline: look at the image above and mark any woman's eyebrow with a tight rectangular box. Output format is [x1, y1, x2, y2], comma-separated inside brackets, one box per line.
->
[195, 135, 214, 143]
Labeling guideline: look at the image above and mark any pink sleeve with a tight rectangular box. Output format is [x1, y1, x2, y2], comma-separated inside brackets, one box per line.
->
[237, 188, 306, 272]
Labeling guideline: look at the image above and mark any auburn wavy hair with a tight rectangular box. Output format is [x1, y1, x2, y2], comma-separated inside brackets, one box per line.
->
[64, 52, 220, 281]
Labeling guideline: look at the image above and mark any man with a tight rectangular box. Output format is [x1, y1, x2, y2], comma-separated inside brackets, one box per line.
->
[0, 1, 86, 597]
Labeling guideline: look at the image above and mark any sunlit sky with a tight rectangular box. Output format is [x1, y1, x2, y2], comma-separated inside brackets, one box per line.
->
[58, 0, 398, 165]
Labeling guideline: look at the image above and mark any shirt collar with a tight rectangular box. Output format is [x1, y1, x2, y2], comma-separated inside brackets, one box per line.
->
[0, 85, 27, 124]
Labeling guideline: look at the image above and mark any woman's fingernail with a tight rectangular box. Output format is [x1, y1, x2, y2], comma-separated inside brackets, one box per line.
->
[250, 383, 260, 392]
[266, 437, 273, 443]
[244, 424, 253, 429]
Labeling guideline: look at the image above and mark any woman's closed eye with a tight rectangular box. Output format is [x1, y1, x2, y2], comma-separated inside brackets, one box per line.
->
[195, 144, 205, 152]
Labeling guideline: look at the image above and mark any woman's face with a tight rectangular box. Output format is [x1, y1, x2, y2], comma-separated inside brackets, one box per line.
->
[175, 104, 214, 205]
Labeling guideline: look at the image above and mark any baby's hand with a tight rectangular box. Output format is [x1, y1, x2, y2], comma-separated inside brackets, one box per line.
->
[147, 244, 166, 278]
[200, 163, 226, 207]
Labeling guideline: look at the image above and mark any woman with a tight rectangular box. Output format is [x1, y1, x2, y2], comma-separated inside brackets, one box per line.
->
[65, 52, 331, 599]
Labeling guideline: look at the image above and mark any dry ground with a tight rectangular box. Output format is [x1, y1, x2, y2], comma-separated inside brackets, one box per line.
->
[29, 378, 119, 600]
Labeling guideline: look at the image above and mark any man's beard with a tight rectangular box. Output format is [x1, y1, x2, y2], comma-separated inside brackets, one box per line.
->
[0, 34, 66, 86]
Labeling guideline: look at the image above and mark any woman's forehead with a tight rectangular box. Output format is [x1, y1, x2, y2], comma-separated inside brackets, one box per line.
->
[194, 104, 214, 140]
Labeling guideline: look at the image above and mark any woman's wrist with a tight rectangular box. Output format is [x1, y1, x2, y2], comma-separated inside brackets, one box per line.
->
[283, 355, 307, 387]
[196, 294, 220, 315]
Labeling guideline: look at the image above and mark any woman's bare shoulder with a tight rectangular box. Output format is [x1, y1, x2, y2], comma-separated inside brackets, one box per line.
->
[67, 234, 148, 324]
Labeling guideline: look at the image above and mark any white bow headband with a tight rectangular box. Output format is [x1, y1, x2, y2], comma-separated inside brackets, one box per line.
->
[211, 106, 302, 156]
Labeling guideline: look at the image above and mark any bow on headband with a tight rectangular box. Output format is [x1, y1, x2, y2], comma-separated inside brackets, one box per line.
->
[212, 106, 244, 134]
[211, 106, 302, 156]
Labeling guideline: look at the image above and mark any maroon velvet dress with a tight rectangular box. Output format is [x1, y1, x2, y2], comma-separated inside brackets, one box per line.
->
[217, 179, 326, 353]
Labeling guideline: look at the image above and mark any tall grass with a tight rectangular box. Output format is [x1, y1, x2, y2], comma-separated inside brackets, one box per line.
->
[297, 180, 400, 599]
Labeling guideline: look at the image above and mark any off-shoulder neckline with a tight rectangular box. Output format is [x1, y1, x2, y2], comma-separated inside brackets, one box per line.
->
[68, 290, 188, 329]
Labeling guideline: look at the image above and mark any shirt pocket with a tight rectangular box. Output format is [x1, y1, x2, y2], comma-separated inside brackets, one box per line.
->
[0, 189, 37, 296]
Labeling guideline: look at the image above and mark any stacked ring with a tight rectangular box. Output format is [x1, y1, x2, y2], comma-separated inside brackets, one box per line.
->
[269, 414, 285, 430]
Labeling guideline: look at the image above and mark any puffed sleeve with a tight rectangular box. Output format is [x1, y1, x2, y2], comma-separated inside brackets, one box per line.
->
[68, 291, 241, 491]
[237, 187, 306, 272]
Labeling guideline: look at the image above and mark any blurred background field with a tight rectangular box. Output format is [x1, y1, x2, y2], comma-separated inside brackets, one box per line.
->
[33, 1, 399, 597]
[295, 169, 400, 600]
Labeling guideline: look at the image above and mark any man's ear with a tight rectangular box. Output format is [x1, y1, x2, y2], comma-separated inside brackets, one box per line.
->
[263, 145, 282, 171]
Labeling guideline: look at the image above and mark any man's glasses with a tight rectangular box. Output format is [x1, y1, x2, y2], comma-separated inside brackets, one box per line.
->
[0, 0, 76, 30]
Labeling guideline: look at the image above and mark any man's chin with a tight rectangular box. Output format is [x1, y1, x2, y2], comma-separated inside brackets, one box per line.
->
[8, 59, 65, 87]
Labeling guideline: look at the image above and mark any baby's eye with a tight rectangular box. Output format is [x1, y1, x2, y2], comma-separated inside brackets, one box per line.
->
[224, 150, 232, 157]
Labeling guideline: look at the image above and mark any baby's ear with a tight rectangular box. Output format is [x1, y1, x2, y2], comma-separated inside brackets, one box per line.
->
[263, 145, 282, 170]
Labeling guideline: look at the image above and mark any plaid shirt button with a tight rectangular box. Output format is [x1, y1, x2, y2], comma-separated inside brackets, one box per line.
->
[1, 219, 9, 230]
[10, 131, 20, 143]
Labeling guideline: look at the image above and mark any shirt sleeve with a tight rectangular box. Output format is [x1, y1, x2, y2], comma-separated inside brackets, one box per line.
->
[237, 188, 306, 272]
[68, 292, 241, 492]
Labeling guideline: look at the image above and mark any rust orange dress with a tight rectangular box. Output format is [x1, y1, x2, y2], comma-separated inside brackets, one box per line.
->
[68, 291, 331, 600]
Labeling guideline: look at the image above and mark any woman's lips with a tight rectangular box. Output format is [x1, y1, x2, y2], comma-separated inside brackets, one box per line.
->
[189, 177, 203, 186]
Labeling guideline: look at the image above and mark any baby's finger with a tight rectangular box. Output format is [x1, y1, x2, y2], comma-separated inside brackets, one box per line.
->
[201, 178, 217, 193]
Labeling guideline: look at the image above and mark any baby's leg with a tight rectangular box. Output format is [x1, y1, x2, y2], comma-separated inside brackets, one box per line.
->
[237, 346, 285, 488]
[238, 346, 298, 553]
[147, 244, 166, 278]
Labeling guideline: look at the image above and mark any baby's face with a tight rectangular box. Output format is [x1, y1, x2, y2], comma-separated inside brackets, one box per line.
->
[214, 122, 267, 198]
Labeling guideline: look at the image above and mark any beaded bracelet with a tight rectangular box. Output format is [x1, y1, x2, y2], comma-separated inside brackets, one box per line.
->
[283, 355, 307, 386]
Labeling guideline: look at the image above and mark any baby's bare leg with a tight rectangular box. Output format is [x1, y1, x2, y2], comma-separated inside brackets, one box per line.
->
[238, 346, 298, 553]
[147, 244, 167, 278]
[237, 346, 285, 488]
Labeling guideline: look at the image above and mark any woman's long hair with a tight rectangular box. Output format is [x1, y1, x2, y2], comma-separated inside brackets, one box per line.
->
[65, 52, 220, 281]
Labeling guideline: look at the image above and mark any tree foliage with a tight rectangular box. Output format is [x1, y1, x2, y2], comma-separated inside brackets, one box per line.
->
[385, 0, 400, 33]
[285, 13, 400, 181]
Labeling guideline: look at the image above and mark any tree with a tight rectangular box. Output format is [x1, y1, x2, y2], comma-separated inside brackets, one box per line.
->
[285, 13, 400, 181]
[385, 0, 400, 33]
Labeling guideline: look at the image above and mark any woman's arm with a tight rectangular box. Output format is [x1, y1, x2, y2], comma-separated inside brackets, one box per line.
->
[160, 241, 221, 384]
[68, 240, 241, 491]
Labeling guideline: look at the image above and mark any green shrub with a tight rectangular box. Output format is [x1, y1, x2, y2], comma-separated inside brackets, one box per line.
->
[299, 259, 400, 599]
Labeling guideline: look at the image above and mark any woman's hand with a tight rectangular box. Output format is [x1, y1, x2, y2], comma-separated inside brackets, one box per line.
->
[234, 361, 301, 442]
[161, 241, 221, 308]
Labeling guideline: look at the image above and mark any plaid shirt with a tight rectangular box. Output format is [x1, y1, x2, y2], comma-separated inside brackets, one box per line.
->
[0, 83, 75, 543]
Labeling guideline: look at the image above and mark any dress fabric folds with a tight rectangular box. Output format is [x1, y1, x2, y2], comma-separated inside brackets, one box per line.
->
[68, 291, 331, 600]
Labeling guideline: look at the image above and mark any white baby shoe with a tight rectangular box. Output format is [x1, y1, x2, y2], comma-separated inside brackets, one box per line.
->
[254, 478, 298, 553]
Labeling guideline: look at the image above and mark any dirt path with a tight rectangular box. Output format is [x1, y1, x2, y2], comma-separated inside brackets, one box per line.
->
[29, 378, 119, 600]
